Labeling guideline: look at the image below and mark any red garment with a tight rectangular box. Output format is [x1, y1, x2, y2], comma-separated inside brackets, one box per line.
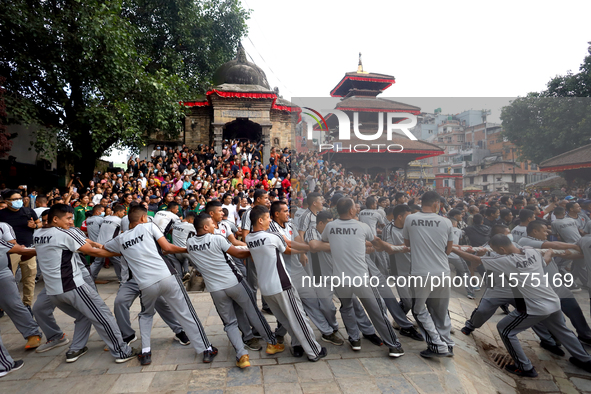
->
[281, 178, 291, 194]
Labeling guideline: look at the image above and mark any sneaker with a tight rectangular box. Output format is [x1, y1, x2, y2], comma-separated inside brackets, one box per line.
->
[467, 293, 475, 300]
[321, 332, 344, 346]
[461, 326, 473, 336]
[447, 346, 454, 357]
[363, 333, 383, 346]
[25, 335, 41, 350]
[540, 341, 565, 356]
[579, 336, 591, 346]
[292, 345, 304, 357]
[568, 282, 582, 292]
[182, 272, 191, 281]
[236, 354, 251, 369]
[570, 356, 591, 373]
[138, 351, 151, 366]
[504, 364, 538, 377]
[348, 337, 362, 351]
[308, 347, 327, 362]
[203, 346, 218, 363]
[275, 335, 285, 344]
[244, 337, 262, 351]
[266, 343, 285, 355]
[388, 345, 405, 358]
[261, 307, 274, 315]
[473, 286, 481, 292]
[0, 309, 4, 319]
[106, 334, 137, 351]
[115, 347, 140, 364]
[399, 327, 424, 341]
[420, 348, 450, 358]
[500, 303, 511, 315]
[0, 360, 24, 378]
[66, 346, 88, 363]
[36, 333, 70, 353]
[175, 331, 191, 346]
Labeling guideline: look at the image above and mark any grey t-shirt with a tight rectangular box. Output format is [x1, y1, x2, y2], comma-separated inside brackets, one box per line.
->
[518, 236, 572, 298]
[576, 235, 591, 287]
[402, 212, 454, 277]
[245, 230, 291, 296]
[34, 227, 87, 295]
[321, 219, 373, 278]
[186, 233, 240, 292]
[359, 209, 387, 237]
[511, 225, 527, 243]
[0, 223, 15, 279]
[382, 222, 411, 276]
[584, 220, 591, 235]
[86, 216, 104, 242]
[297, 208, 317, 235]
[97, 216, 121, 244]
[552, 217, 581, 244]
[305, 227, 334, 276]
[171, 221, 195, 248]
[104, 222, 175, 290]
[481, 248, 561, 315]
[240, 207, 253, 231]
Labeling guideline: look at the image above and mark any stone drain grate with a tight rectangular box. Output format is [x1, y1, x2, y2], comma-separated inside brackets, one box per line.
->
[489, 352, 512, 369]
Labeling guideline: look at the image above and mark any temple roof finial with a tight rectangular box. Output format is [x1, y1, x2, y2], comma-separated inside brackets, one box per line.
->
[236, 43, 247, 63]
[357, 52, 363, 73]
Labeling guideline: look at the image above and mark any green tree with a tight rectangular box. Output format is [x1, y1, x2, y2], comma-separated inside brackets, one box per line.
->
[501, 43, 591, 164]
[0, 0, 248, 178]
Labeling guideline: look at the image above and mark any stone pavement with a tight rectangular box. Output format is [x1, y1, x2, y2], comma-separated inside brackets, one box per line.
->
[1, 269, 591, 393]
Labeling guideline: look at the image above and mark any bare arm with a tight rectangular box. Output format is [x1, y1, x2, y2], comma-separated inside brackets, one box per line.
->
[227, 233, 246, 246]
[156, 237, 187, 254]
[226, 246, 250, 259]
[453, 248, 482, 267]
[309, 239, 331, 253]
[541, 241, 580, 252]
[79, 243, 119, 258]
[445, 240, 453, 255]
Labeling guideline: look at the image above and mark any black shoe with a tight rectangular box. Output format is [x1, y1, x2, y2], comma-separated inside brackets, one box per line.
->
[399, 327, 424, 341]
[504, 364, 538, 377]
[116, 347, 140, 363]
[388, 345, 405, 358]
[348, 337, 361, 351]
[540, 341, 565, 356]
[447, 346, 454, 357]
[261, 307, 274, 315]
[500, 303, 510, 315]
[569, 357, 591, 373]
[276, 335, 285, 344]
[461, 326, 473, 336]
[66, 346, 88, 363]
[138, 351, 151, 365]
[0, 360, 24, 378]
[579, 337, 591, 346]
[308, 347, 327, 362]
[420, 348, 450, 358]
[244, 337, 262, 351]
[292, 345, 304, 357]
[123, 334, 137, 345]
[0, 309, 4, 318]
[175, 331, 190, 346]
[363, 333, 383, 346]
[203, 346, 218, 363]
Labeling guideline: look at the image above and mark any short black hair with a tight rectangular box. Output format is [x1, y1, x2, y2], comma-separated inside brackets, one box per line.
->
[566, 202, 577, 212]
[204, 200, 222, 214]
[250, 205, 269, 225]
[491, 224, 509, 236]
[448, 208, 462, 218]
[194, 213, 212, 230]
[472, 213, 483, 225]
[500, 208, 512, 220]
[526, 221, 547, 235]
[167, 201, 179, 210]
[48, 203, 74, 224]
[519, 209, 535, 223]
[394, 192, 406, 201]
[270, 200, 287, 219]
[490, 234, 512, 248]
[336, 198, 354, 215]
[113, 204, 126, 214]
[378, 197, 389, 205]
[500, 196, 511, 205]
[92, 205, 104, 214]
[1, 189, 21, 200]
[185, 211, 197, 221]
[485, 207, 498, 217]
[253, 189, 268, 203]
[393, 204, 411, 220]
[421, 191, 440, 206]
[553, 206, 566, 216]
[316, 210, 333, 224]
[366, 196, 377, 208]
[128, 206, 148, 223]
[307, 192, 322, 206]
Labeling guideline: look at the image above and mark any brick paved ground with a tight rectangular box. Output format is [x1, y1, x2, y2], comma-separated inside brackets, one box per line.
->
[1, 268, 591, 393]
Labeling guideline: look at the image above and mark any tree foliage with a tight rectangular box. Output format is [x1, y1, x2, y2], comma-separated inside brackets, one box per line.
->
[501, 43, 591, 164]
[0, 0, 248, 177]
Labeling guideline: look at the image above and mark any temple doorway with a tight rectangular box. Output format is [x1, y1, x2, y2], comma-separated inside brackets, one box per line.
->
[223, 118, 262, 143]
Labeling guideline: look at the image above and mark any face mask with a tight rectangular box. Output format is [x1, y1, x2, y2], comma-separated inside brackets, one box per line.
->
[100, 212, 105, 217]
[11, 200, 23, 209]
[507, 234, 514, 242]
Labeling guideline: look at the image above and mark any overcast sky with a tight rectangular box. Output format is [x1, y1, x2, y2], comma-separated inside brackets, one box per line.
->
[107, 0, 591, 163]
